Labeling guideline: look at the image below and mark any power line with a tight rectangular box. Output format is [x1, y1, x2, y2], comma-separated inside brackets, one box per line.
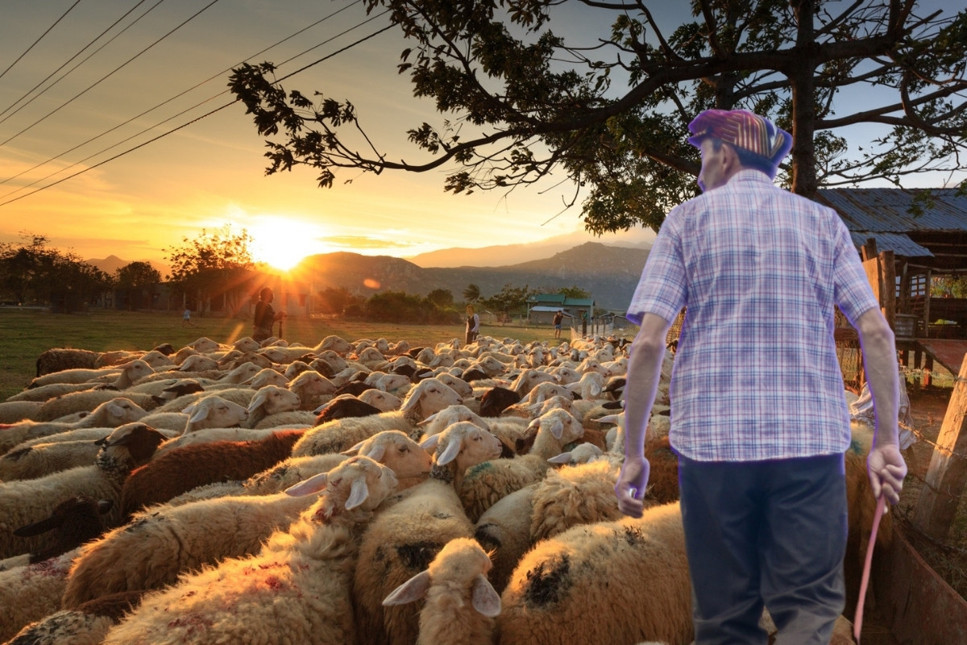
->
[0, 0, 155, 125]
[0, 0, 83, 82]
[0, 19, 396, 208]
[0, 0, 223, 149]
[0, 0, 362, 188]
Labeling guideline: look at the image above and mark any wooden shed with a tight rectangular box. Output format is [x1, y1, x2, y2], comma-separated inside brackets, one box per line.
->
[816, 187, 967, 377]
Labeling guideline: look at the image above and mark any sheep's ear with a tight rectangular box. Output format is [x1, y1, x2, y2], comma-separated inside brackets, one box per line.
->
[344, 477, 370, 510]
[436, 438, 461, 466]
[471, 574, 501, 617]
[248, 390, 268, 413]
[382, 570, 431, 606]
[360, 441, 386, 462]
[596, 413, 621, 426]
[420, 434, 440, 452]
[285, 472, 328, 497]
[97, 499, 114, 515]
[547, 452, 572, 465]
[14, 514, 61, 537]
[549, 418, 565, 440]
[342, 440, 366, 456]
[187, 404, 208, 423]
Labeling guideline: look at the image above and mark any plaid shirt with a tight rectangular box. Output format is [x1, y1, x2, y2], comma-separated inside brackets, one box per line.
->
[627, 170, 879, 461]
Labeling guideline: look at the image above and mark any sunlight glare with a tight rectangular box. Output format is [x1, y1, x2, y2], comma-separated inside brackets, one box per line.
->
[249, 217, 326, 271]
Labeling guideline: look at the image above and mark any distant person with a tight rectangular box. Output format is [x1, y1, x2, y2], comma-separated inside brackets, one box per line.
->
[253, 287, 284, 342]
[553, 310, 565, 338]
[465, 305, 480, 345]
[182, 308, 194, 327]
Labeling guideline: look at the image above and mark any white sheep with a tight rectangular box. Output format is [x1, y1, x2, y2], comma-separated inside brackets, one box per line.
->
[292, 377, 465, 457]
[0, 423, 167, 560]
[180, 394, 249, 433]
[245, 384, 301, 428]
[0, 400, 45, 424]
[33, 390, 157, 423]
[0, 397, 149, 455]
[0, 439, 103, 481]
[101, 456, 399, 645]
[497, 502, 692, 645]
[358, 388, 403, 412]
[287, 369, 337, 410]
[153, 427, 277, 457]
[382, 537, 501, 645]
[0, 548, 79, 642]
[459, 407, 586, 522]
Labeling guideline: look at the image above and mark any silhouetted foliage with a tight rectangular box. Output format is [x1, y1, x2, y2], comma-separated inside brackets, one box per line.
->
[164, 225, 259, 315]
[0, 234, 110, 310]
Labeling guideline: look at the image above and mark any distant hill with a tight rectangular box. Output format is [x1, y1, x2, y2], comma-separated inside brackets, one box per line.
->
[85, 255, 169, 277]
[293, 242, 649, 310]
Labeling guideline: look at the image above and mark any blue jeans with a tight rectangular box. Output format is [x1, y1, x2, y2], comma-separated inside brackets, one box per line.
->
[678, 453, 847, 645]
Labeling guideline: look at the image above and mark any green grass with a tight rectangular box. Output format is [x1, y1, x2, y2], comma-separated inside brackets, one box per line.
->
[0, 308, 562, 401]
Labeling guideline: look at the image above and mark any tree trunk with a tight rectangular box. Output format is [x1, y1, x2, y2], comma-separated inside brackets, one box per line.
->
[788, 0, 819, 198]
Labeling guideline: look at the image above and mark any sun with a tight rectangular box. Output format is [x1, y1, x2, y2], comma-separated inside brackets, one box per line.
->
[248, 217, 326, 271]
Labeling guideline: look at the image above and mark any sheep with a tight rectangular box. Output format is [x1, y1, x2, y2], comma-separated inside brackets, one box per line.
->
[242, 453, 349, 495]
[292, 377, 465, 457]
[0, 496, 113, 571]
[496, 502, 692, 645]
[359, 387, 403, 411]
[0, 400, 45, 424]
[179, 394, 249, 433]
[0, 397, 149, 457]
[0, 439, 103, 481]
[119, 429, 305, 518]
[287, 369, 337, 410]
[351, 421, 501, 645]
[0, 548, 80, 642]
[63, 484, 329, 608]
[382, 537, 501, 645]
[459, 407, 586, 522]
[478, 385, 521, 417]
[153, 427, 277, 456]
[7, 382, 100, 403]
[474, 454, 634, 594]
[3, 591, 142, 645]
[33, 390, 157, 423]
[0, 423, 167, 560]
[101, 456, 399, 645]
[313, 394, 383, 424]
[245, 384, 302, 428]
[175, 354, 220, 372]
[35, 348, 101, 377]
[353, 479, 475, 645]
[246, 367, 291, 389]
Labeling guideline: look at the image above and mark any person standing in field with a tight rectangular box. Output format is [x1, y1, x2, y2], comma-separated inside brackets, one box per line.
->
[253, 287, 284, 343]
[614, 109, 907, 644]
[182, 308, 194, 327]
[465, 305, 480, 345]
[553, 309, 565, 339]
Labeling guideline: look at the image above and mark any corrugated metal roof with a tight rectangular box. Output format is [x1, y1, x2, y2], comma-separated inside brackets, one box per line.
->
[847, 232, 934, 258]
[815, 188, 967, 233]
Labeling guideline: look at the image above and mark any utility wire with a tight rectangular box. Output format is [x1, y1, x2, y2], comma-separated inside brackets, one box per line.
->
[0, 18, 395, 208]
[0, 0, 155, 124]
[0, 0, 83, 82]
[0, 0, 222, 149]
[0, 0, 361, 188]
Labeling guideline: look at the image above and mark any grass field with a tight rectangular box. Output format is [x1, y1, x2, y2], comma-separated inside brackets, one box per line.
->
[0, 307, 565, 401]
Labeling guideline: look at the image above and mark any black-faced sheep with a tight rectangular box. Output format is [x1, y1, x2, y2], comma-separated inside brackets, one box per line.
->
[119, 429, 305, 518]
[0, 423, 167, 560]
[382, 537, 501, 645]
[101, 456, 399, 645]
[35, 348, 101, 378]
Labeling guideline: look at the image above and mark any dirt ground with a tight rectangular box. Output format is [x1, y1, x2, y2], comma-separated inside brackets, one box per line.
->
[893, 384, 967, 600]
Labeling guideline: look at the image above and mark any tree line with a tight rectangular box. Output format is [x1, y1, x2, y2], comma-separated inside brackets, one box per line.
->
[0, 230, 592, 323]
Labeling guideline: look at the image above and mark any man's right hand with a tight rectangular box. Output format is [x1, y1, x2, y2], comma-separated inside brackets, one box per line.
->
[867, 444, 907, 505]
[615, 456, 651, 518]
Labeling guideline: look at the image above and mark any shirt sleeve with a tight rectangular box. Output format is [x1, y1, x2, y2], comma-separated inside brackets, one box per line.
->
[830, 214, 879, 324]
[626, 212, 688, 325]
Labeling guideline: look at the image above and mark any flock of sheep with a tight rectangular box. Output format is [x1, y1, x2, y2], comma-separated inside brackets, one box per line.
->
[0, 331, 878, 644]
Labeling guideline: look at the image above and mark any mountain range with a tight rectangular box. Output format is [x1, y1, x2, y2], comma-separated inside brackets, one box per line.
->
[87, 239, 651, 311]
[289, 241, 650, 311]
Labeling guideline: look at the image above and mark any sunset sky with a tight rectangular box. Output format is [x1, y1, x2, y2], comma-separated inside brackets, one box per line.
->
[0, 0, 661, 272]
[0, 1, 960, 273]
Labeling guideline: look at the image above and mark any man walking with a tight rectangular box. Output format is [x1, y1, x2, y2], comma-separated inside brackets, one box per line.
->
[615, 109, 907, 644]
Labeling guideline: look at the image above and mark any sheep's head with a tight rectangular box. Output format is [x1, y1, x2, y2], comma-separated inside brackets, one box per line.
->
[383, 537, 500, 617]
[313, 455, 398, 521]
[248, 368, 289, 390]
[80, 397, 147, 428]
[357, 389, 402, 412]
[344, 430, 431, 485]
[185, 395, 248, 431]
[248, 384, 301, 416]
[423, 422, 502, 472]
[95, 422, 167, 475]
[417, 404, 488, 438]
